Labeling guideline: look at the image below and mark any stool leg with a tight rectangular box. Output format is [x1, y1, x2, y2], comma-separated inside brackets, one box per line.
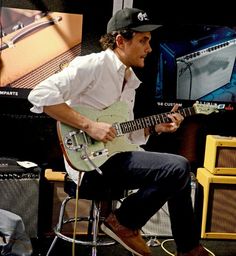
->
[87, 200, 95, 240]
[46, 196, 72, 256]
[91, 201, 101, 256]
[46, 236, 58, 256]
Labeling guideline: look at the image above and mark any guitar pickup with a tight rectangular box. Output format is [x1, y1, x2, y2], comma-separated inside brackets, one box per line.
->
[92, 149, 108, 157]
[81, 149, 108, 160]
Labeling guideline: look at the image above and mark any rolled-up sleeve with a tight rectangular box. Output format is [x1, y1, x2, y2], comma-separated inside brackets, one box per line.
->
[28, 55, 95, 113]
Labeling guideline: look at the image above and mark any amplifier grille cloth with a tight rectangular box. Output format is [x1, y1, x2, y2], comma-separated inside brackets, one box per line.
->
[207, 184, 236, 233]
[216, 147, 236, 168]
[9, 43, 81, 89]
[0, 178, 40, 238]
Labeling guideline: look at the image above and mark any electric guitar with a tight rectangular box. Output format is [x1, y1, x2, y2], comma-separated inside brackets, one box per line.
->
[57, 101, 221, 172]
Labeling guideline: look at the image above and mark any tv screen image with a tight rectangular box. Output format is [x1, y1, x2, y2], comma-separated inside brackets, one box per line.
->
[156, 25, 236, 107]
[0, 7, 83, 99]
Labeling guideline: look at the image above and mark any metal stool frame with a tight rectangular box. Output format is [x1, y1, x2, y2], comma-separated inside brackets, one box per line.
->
[46, 194, 116, 256]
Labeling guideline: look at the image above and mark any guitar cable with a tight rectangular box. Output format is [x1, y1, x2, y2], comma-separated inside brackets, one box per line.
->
[160, 238, 215, 256]
[72, 172, 81, 256]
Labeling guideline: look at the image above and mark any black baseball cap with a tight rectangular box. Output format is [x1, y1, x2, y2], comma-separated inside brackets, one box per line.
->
[107, 8, 161, 33]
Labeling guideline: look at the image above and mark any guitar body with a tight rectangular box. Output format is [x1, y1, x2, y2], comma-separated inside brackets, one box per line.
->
[57, 101, 140, 171]
[57, 100, 220, 171]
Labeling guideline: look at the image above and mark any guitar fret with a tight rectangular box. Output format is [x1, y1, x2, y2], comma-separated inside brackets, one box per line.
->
[150, 116, 156, 126]
[160, 114, 167, 123]
[135, 119, 143, 130]
[185, 108, 191, 116]
[130, 120, 137, 131]
[178, 107, 195, 118]
[121, 123, 126, 133]
[181, 108, 187, 117]
[126, 122, 132, 132]
[182, 107, 190, 117]
[190, 107, 195, 115]
[144, 117, 152, 127]
[141, 118, 146, 128]
[153, 115, 161, 124]
[122, 122, 129, 133]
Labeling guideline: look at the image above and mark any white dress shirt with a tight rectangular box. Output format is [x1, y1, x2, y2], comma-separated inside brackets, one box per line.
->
[28, 48, 148, 183]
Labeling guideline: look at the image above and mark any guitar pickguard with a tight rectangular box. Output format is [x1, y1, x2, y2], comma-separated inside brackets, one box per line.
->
[57, 101, 140, 171]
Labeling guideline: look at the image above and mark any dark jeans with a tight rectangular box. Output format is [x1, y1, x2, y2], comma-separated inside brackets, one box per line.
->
[80, 150, 200, 253]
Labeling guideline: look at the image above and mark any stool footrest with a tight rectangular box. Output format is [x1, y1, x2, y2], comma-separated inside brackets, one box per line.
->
[54, 230, 116, 246]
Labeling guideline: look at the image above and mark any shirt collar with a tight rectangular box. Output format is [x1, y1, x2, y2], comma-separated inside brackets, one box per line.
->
[105, 48, 141, 89]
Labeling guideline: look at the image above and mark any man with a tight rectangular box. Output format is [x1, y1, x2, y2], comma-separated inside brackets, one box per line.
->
[28, 7, 211, 256]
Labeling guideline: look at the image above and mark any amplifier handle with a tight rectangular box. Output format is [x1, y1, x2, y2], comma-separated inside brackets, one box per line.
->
[0, 16, 62, 51]
[191, 34, 217, 47]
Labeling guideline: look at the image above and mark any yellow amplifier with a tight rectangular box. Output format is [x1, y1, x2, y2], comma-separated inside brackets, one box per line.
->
[197, 167, 236, 239]
[204, 135, 236, 175]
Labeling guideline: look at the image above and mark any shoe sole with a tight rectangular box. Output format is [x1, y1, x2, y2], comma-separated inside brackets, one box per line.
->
[100, 223, 143, 256]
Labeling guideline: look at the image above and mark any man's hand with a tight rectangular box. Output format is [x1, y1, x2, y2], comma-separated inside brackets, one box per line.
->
[85, 120, 117, 143]
[155, 104, 184, 134]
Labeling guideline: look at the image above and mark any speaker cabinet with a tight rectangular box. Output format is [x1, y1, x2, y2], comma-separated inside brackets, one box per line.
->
[204, 135, 236, 175]
[44, 169, 91, 235]
[0, 166, 41, 238]
[196, 168, 236, 239]
[142, 175, 197, 237]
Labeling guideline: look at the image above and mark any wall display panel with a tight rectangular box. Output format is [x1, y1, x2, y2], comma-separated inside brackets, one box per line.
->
[0, 7, 83, 98]
[155, 25, 236, 112]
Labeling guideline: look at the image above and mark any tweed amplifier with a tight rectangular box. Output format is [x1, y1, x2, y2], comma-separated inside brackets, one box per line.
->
[142, 174, 197, 237]
[197, 168, 236, 239]
[204, 135, 236, 175]
[0, 158, 41, 238]
[0, 8, 82, 91]
[44, 169, 91, 235]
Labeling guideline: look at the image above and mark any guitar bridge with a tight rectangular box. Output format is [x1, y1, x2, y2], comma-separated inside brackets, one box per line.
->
[64, 130, 91, 151]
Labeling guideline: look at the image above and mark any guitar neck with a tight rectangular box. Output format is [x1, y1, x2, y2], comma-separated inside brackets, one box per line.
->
[118, 106, 196, 134]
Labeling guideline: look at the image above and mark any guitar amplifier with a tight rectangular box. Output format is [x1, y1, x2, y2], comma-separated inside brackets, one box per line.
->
[204, 135, 236, 175]
[0, 8, 82, 93]
[157, 26, 236, 101]
[197, 168, 236, 239]
[142, 174, 197, 237]
[0, 158, 41, 238]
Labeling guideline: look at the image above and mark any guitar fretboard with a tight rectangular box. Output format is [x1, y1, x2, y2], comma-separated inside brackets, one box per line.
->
[119, 106, 196, 134]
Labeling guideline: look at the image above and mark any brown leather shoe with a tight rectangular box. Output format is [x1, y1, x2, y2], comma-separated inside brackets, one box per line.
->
[176, 244, 211, 256]
[100, 212, 152, 256]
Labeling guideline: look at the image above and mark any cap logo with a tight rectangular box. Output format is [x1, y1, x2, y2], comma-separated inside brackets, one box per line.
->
[137, 12, 149, 22]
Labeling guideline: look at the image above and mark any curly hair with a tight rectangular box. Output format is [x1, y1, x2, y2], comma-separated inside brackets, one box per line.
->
[99, 29, 135, 50]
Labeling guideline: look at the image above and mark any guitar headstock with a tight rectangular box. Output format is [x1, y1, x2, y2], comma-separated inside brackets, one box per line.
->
[193, 102, 224, 115]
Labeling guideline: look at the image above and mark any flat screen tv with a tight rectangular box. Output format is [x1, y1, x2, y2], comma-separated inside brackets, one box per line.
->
[155, 25, 236, 110]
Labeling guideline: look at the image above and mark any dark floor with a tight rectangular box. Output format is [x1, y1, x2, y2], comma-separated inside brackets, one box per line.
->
[32, 235, 236, 256]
